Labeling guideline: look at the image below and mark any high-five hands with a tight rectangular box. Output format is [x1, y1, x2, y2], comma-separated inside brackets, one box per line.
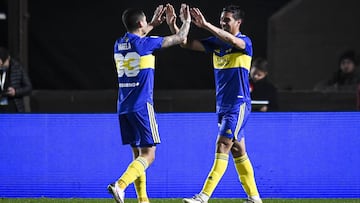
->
[179, 3, 191, 23]
[149, 5, 166, 27]
[190, 7, 208, 28]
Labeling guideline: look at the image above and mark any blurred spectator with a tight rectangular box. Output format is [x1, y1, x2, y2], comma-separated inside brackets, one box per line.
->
[0, 47, 32, 113]
[357, 84, 360, 110]
[314, 50, 360, 92]
[250, 57, 278, 112]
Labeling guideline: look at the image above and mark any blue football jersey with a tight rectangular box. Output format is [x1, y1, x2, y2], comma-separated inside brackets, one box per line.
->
[114, 32, 163, 114]
[201, 33, 253, 112]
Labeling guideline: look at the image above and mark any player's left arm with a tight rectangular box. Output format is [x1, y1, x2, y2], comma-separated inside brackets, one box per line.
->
[144, 5, 166, 35]
[190, 7, 246, 50]
[204, 23, 246, 50]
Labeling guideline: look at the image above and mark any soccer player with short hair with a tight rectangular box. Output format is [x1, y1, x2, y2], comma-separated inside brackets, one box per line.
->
[166, 4, 262, 203]
[107, 4, 191, 203]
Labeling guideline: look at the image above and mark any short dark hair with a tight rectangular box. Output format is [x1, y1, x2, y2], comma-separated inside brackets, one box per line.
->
[252, 57, 268, 72]
[338, 50, 358, 66]
[0, 47, 10, 62]
[222, 5, 245, 21]
[122, 8, 145, 32]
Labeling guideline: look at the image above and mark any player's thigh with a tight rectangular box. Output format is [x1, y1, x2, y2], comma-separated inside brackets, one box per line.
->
[131, 103, 161, 147]
[218, 103, 250, 141]
[118, 114, 138, 145]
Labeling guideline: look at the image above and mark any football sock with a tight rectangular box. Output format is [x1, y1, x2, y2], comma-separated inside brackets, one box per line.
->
[134, 172, 149, 203]
[118, 156, 149, 190]
[201, 153, 229, 197]
[234, 153, 260, 197]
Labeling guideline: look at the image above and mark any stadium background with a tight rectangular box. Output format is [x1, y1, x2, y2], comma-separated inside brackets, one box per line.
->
[2, 0, 360, 112]
[1, 0, 360, 199]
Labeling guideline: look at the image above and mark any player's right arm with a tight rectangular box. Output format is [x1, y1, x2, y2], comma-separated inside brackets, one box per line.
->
[161, 4, 191, 48]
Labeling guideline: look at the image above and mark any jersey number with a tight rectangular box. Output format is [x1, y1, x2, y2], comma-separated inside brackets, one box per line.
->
[114, 52, 140, 77]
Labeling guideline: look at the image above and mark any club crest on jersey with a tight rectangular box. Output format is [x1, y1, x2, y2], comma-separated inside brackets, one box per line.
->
[225, 48, 232, 53]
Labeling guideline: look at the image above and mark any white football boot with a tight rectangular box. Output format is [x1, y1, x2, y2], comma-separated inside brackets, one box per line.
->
[107, 182, 125, 203]
[183, 194, 208, 203]
[244, 196, 263, 203]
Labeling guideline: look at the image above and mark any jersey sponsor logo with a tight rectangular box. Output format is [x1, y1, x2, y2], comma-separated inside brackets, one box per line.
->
[213, 52, 251, 70]
[119, 82, 140, 88]
[215, 57, 230, 67]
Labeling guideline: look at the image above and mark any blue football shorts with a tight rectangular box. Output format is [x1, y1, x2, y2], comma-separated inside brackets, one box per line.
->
[118, 103, 161, 147]
[218, 102, 251, 140]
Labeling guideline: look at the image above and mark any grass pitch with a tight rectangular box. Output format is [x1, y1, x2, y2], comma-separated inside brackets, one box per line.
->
[0, 199, 359, 203]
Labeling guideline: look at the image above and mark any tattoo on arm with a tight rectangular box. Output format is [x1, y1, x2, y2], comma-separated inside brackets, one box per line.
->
[162, 22, 190, 48]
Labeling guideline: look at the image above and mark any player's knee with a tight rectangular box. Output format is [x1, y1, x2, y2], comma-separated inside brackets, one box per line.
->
[231, 146, 246, 157]
[146, 154, 155, 165]
[216, 138, 232, 153]
[141, 151, 156, 165]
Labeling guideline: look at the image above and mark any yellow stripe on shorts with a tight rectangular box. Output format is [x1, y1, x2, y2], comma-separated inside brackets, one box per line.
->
[234, 103, 246, 140]
[146, 102, 160, 143]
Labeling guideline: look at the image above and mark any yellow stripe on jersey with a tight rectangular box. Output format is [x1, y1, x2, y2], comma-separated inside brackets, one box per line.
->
[139, 54, 155, 69]
[146, 102, 161, 143]
[213, 53, 252, 70]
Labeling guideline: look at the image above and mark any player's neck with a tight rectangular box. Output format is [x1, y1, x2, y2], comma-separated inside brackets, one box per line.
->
[131, 29, 146, 37]
[233, 30, 241, 36]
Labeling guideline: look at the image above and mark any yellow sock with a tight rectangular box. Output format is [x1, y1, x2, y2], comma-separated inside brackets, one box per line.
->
[201, 153, 229, 197]
[118, 157, 149, 190]
[234, 154, 259, 197]
[134, 172, 149, 203]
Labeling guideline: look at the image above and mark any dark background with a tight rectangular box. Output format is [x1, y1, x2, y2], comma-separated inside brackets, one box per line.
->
[1, 0, 360, 112]
[25, 0, 290, 89]
[0, 0, 7, 46]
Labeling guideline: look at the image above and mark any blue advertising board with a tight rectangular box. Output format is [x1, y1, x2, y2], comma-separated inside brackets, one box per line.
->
[0, 113, 359, 198]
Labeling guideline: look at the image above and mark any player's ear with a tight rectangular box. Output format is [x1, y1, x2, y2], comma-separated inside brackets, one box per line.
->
[237, 19, 242, 26]
[137, 20, 142, 28]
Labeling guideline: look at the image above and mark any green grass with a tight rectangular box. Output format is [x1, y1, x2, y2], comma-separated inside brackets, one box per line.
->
[0, 199, 359, 203]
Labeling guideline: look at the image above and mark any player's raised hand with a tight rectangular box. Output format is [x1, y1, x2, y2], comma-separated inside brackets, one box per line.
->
[179, 3, 191, 23]
[149, 5, 166, 27]
[165, 3, 177, 26]
[190, 7, 207, 28]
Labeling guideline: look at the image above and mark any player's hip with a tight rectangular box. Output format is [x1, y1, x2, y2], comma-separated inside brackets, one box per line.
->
[118, 102, 160, 147]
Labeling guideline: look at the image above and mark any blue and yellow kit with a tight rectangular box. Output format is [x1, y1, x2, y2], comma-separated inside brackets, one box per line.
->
[114, 33, 163, 146]
[201, 33, 252, 113]
[114, 32, 163, 114]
